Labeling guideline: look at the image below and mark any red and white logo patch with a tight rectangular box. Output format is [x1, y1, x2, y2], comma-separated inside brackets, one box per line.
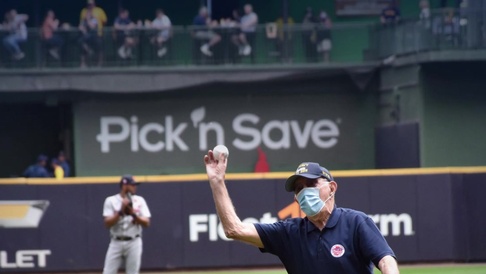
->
[330, 244, 345, 258]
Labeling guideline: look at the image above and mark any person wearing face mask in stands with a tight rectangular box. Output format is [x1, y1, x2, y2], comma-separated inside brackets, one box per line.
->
[204, 156, 399, 274]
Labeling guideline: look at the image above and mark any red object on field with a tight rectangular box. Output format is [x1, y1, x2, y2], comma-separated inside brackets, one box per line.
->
[254, 147, 270, 173]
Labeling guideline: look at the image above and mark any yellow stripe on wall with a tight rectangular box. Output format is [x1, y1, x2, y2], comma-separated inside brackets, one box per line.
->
[0, 204, 29, 219]
[0, 166, 485, 185]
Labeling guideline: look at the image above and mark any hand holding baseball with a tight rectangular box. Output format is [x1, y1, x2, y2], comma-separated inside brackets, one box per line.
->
[204, 145, 229, 185]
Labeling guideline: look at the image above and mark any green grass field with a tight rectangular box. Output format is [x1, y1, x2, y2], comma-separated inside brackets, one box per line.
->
[159, 264, 486, 274]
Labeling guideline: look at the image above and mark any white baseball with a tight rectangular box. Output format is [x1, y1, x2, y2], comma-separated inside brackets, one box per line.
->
[213, 145, 229, 159]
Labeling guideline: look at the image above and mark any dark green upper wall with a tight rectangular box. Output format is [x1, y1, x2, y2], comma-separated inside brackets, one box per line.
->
[421, 62, 486, 167]
[3, 0, 446, 27]
[263, 0, 439, 24]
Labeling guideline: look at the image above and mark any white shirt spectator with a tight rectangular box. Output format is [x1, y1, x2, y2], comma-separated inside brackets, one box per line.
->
[241, 12, 257, 33]
[9, 15, 28, 39]
[152, 15, 171, 40]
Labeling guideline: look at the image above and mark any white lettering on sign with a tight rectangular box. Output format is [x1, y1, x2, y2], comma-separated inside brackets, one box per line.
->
[232, 114, 340, 150]
[369, 213, 415, 236]
[189, 213, 277, 242]
[0, 250, 51, 268]
[95, 107, 341, 153]
[96, 116, 188, 153]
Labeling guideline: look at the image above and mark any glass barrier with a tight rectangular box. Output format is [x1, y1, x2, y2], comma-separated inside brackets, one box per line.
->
[0, 23, 373, 69]
[369, 8, 483, 59]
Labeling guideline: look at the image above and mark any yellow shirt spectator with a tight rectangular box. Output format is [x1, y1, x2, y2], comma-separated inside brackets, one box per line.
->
[51, 159, 64, 179]
[276, 17, 295, 40]
[80, 1, 107, 36]
[54, 166, 64, 179]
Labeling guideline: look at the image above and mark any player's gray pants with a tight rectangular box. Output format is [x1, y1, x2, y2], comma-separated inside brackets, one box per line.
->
[102, 237, 142, 274]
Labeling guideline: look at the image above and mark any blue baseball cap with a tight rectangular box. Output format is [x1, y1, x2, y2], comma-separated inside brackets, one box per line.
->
[120, 174, 140, 186]
[37, 154, 48, 162]
[285, 162, 333, 192]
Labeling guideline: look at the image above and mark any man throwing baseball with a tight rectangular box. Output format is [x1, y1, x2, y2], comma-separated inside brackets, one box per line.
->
[102, 175, 151, 274]
[204, 152, 399, 274]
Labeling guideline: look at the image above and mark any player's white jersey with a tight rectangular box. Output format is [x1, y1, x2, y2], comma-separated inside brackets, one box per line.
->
[103, 194, 151, 238]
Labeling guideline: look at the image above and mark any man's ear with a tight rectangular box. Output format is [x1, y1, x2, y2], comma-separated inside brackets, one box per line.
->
[330, 181, 338, 194]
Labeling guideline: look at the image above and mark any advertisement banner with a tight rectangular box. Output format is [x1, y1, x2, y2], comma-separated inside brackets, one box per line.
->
[1, 171, 485, 272]
[73, 91, 375, 176]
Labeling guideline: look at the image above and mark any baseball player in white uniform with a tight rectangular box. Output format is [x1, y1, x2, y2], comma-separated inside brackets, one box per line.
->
[102, 175, 151, 274]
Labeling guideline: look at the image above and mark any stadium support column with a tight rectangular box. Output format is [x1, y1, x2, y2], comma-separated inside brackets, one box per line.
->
[282, 0, 289, 62]
[376, 63, 423, 168]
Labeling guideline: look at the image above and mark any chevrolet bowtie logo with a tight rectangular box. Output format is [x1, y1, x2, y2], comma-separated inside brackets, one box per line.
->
[0, 200, 50, 228]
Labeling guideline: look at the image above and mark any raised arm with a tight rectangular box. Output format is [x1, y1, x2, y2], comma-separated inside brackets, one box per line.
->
[378, 255, 399, 274]
[204, 150, 263, 248]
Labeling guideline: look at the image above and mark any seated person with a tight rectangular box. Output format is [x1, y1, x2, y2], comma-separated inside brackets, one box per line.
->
[2, 9, 28, 60]
[41, 10, 64, 60]
[79, 0, 107, 67]
[231, 4, 258, 56]
[23, 155, 49, 178]
[78, 9, 100, 67]
[381, 2, 401, 25]
[150, 9, 172, 58]
[315, 10, 332, 62]
[192, 6, 221, 57]
[114, 8, 137, 59]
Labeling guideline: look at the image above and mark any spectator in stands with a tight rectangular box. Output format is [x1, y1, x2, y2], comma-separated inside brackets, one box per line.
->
[23, 154, 49, 178]
[2, 9, 28, 60]
[193, 6, 221, 57]
[419, 0, 431, 28]
[79, 8, 100, 67]
[380, 1, 401, 25]
[302, 7, 318, 62]
[51, 159, 64, 179]
[433, 8, 460, 45]
[231, 4, 258, 56]
[150, 9, 172, 58]
[57, 151, 71, 177]
[275, 14, 295, 62]
[79, 0, 107, 66]
[114, 8, 137, 59]
[231, 9, 241, 25]
[316, 10, 332, 62]
[41, 10, 63, 60]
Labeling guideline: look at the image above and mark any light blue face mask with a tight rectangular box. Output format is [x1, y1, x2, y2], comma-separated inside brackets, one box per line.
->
[296, 186, 333, 217]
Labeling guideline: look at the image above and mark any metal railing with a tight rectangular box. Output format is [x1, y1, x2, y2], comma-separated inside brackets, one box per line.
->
[0, 23, 373, 69]
[369, 8, 486, 59]
[3, 9, 483, 70]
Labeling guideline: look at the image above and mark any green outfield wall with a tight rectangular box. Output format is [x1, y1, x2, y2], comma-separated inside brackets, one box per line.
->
[73, 76, 377, 176]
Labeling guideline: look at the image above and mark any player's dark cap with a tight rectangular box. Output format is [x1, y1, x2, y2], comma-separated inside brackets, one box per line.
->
[285, 162, 333, 192]
[120, 174, 140, 186]
[37, 154, 48, 162]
